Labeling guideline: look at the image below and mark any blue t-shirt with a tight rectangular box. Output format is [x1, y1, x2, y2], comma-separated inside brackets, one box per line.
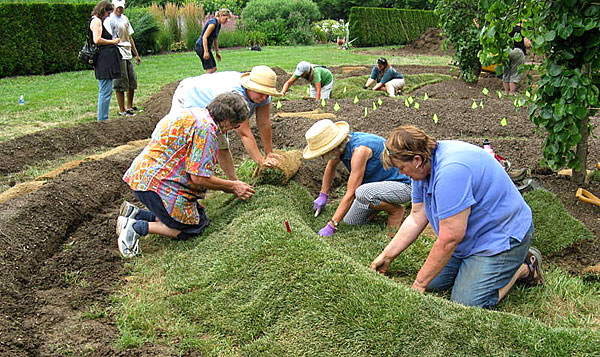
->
[370, 66, 404, 84]
[412, 140, 532, 258]
[180, 71, 270, 117]
[340, 132, 410, 185]
[196, 18, 220, 48]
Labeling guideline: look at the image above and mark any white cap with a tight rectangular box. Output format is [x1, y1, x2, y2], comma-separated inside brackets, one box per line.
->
[293, 61, 311, 77]
[113, 0, 125, 8]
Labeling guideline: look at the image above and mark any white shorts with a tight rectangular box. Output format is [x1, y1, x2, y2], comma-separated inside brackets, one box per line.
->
[310, 80, 334, 99]
[385, 78, 405, 91]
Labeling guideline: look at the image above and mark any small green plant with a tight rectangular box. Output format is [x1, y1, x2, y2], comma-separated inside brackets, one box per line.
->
[81, 304, 107, 320]
[63, 270, 90, 288]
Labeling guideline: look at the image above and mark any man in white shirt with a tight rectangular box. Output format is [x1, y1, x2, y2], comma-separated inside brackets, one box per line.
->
[104, 0, 142, 116]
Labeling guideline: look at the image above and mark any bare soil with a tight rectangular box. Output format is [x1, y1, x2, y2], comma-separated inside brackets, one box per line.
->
[1, 61, 599, 355]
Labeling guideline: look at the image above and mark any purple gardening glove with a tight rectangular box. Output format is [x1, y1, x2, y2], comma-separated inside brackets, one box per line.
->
[318, 223, 336, 237]
[313, 192, 329, 217]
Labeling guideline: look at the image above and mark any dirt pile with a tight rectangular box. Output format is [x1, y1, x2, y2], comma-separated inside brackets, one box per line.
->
[403, 28, 453, 56]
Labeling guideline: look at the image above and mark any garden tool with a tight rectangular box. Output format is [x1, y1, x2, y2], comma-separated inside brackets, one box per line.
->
[575, 188, 600, 207]
[313, 192, 329, 217]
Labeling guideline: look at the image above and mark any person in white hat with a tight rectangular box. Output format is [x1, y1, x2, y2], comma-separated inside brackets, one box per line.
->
[104, 0, 143, 116]
[169, 66, 283, 179]
[303, 119, 411, 237]
[281, 61, 334, 100]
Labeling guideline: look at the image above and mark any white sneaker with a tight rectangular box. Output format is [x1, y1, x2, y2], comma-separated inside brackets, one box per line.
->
[116, 216, 141, 258]
[119, 201, 139, 219]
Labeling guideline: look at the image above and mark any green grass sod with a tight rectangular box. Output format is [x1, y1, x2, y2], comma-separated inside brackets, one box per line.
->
[0, 45, 450, 142]
[114, 172, 600, 354]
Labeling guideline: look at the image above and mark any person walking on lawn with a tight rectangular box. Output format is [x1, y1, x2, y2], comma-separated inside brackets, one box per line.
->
[104, 0, 142, 116]
[117, 93, 255, 258]
[370, 125, 544, 309]
[169, 66, 283, 179]
[195, 8, 231, 73]
[363, 57, 405, 97]
[281, 61, 334, 100]
[303, 119, 411, 237]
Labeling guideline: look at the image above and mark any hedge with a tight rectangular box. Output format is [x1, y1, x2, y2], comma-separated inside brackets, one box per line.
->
[0, 3, 94, 78]
[348, 7, 438, 47]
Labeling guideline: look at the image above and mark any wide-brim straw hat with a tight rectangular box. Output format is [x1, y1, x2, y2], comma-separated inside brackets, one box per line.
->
[303, 119, 350, 159]
[240, 65, 282, 97]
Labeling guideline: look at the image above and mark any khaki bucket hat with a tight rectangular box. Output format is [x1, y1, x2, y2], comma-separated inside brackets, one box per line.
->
[303, 119, 350, 159]
[240, 66, 282, 97]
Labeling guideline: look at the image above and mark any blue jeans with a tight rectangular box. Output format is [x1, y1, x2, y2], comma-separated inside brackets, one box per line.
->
[426, 223, 533, 308]
[97, 79, 113, 121]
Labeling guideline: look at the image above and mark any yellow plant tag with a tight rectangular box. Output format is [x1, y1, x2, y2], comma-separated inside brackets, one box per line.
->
[433, 113, 439, 124]
[334, 102, 341, 111]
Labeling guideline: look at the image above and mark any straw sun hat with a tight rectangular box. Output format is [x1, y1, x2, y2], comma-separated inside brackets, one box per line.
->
[240, 66, 282, 97]
[303, 119, 350, 159]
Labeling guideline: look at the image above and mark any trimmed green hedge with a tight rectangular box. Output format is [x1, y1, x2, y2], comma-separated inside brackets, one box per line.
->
[0, 2, 94, 78]
[349, 7, 438, 47]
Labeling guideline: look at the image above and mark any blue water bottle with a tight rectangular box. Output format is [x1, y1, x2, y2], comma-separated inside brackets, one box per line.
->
[18, 95, 24, 105]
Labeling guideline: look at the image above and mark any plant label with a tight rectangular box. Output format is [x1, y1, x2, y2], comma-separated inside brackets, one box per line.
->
[334, 102, 341, 111]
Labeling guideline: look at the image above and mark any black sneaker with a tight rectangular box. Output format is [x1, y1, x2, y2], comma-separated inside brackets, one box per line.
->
[119, 110, 136, 117]
[129, 106, 143, 113]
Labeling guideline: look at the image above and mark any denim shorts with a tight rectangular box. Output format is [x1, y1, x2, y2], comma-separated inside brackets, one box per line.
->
[426, 223, 533, 308]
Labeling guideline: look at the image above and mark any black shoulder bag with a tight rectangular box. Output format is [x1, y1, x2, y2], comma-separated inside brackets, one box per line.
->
[78, 21, 99, 66]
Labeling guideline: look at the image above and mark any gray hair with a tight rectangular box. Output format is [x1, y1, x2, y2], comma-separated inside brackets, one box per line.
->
[206, 92, 249, 126]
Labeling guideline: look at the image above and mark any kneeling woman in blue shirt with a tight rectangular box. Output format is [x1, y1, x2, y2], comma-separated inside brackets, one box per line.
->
[303, 119, 411, 237]
[363, 57, 405, 97]
[370, 125, 543, 308]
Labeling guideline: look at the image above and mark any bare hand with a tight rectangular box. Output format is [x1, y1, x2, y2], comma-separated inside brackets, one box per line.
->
[262, 152, 283, 168]
[215, 52, 222, 61]
[232, 180, 255, 200]
[370, 253, 392, 274]
[135, 55, 141, 65]
[113, 38, 121, 44]
[410, 280, 426, 293]
[203, 52, 210, 60]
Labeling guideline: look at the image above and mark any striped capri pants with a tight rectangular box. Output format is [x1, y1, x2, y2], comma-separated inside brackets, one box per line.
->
[342, 181, 412, 225]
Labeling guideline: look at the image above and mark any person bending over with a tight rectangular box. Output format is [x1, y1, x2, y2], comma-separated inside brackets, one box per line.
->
[363, 57, 404, 97]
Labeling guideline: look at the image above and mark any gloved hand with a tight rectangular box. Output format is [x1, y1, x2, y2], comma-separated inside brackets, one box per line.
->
[362, 85, 368, 89]
[312, 192, 328, 217]
[318, 222, 336, 237]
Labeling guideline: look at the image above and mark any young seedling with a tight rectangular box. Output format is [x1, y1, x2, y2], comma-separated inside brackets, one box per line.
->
[334, 102, 341, 111]
[433, 113, 439, 124]
[276, 100, 282, 109]
[500, 117, 508, 126]
[353, 95, 359, 104]
[482, 87, 489, 95]
[471, 101, 478, 110]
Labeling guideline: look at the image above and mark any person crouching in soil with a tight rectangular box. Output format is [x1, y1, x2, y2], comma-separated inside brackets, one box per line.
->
[370, 125, 544, 308]
[281, 61, 334, 100]
[303, 119, 411, 237]
[116, 93, 255, 258]
[362, 57, 404, 97]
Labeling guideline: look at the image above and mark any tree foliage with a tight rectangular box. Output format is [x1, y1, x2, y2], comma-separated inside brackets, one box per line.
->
[480, 0, 600, 182]
[435, 0, 483, 83]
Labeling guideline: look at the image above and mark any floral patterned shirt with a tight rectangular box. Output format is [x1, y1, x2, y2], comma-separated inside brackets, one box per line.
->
[123, 108, 219, 224]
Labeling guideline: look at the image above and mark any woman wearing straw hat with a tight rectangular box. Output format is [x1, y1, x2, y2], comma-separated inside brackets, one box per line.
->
[363, 57, 405, 97]
[195, 8, 231, 73]
[169, 65, 283, 179]
[281, 61, 334, 100]
[304, 119, 411, 237]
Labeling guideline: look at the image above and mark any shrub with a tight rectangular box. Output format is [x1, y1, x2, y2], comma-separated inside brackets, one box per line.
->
[218, 29, 246, 48]
[242, 0, 320, 45]
[244, 30, 268, 46]
[349, 7, 438, 47]
[180, 3, 204, 50]
[126, 7, 160, 55]
[312, 19, 346, 43]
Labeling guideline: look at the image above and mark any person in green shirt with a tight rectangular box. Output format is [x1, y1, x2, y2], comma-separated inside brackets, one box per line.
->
[281, 61, 334, 100]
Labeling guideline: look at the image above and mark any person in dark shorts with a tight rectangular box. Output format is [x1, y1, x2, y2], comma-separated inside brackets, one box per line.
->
[195, 9, 231, 73]
[117, 93, 255, 258]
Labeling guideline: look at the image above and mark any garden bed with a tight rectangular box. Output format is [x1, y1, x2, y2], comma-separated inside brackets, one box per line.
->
[0, 65, 599, 355]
